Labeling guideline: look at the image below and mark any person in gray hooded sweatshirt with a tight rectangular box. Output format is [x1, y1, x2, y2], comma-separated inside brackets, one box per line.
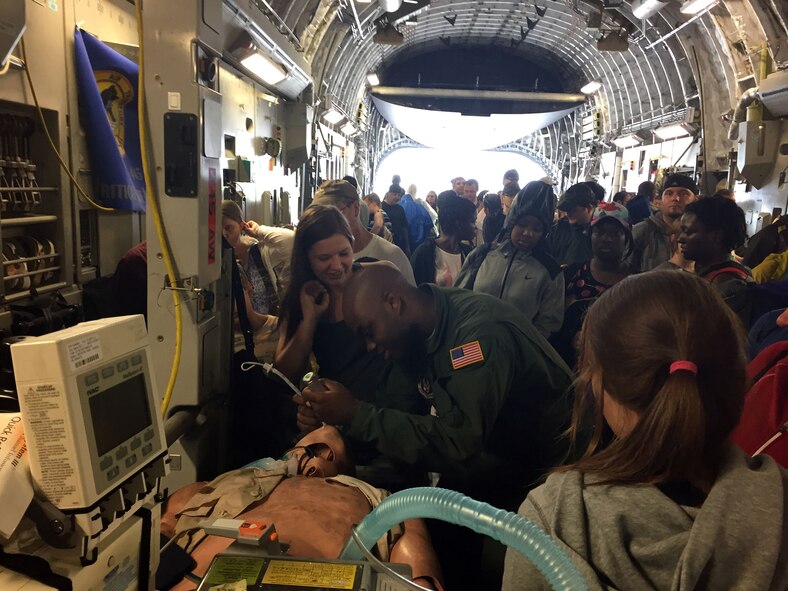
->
[502, 270, 788, 591]
[455, 180, 564, 338]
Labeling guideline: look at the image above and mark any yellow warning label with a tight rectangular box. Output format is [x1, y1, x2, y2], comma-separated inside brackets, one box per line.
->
[261, 560, 358, 589]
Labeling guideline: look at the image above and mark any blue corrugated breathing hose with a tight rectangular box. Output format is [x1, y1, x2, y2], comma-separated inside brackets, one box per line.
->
[339, 487, 587, 591]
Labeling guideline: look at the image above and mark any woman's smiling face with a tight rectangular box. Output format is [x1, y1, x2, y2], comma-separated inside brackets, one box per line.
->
[308, 233, 354, 289]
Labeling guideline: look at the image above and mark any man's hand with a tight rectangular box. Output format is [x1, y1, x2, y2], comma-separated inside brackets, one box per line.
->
[300, 379, 359, 426]
[292, 393, 321, 433]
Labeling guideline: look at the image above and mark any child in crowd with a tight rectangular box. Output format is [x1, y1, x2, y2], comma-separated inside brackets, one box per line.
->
[502, 271, 788, 590]
[455, 180, 564, 338]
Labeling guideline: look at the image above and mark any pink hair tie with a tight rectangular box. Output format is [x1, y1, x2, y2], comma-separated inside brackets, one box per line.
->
[669, 361, 698, 376]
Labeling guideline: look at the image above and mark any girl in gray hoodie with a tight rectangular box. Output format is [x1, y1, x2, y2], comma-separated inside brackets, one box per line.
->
[455, 180, 564, 338]
[503, 270, 788, 590]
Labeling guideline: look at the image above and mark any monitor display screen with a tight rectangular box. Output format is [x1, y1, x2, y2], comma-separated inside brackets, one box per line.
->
[89, 373, 152, 456]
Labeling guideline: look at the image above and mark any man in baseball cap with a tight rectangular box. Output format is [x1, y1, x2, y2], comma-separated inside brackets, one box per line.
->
[661, 173, 698, 216]
[631, 173, 698, 271]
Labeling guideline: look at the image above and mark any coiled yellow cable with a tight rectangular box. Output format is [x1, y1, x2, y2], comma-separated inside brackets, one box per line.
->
[20, 38, 113, 212]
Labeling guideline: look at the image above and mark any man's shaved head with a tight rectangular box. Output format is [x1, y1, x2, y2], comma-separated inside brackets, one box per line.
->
[343, 264, 413, 327]
[343, 264, 431, 369]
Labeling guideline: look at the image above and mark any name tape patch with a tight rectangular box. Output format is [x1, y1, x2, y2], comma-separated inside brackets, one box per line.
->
[450, 341, 484, 370]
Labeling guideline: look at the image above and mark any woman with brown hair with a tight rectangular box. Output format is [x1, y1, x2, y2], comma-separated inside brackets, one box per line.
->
[276, 204, 423, 433]
[275, 204, 357, 383]
[503, 271, 788, 590]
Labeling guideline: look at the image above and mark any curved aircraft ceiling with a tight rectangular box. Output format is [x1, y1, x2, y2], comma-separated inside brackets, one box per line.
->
[264, 0, 786, 180]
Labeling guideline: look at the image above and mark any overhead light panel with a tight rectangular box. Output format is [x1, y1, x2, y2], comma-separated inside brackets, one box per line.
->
[231, 32, 290, 86]
[341, 121, 357, 135]
[239, 52, 288, 85]
[378, 0, 404, 11]
[632, 0, 667, 19]
[612, 132, 646, 148]
[580, 80, 603, 94]
[654, 122, 695, 140]
[366, 72, 380, 86]
[680, 0, 716, 13]
[322, 109, 345, 124]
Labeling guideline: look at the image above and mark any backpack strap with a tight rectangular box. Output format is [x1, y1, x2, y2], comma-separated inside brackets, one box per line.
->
[457, 242, 492, 290]
[705, 265, 750, 283]
[533, 248, 562, 280]
[752, 349, 788, 384]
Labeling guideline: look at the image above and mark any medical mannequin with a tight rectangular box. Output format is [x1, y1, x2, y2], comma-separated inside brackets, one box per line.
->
[161, 426, 444, 591]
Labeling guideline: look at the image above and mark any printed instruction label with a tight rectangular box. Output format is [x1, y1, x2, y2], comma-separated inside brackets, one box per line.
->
[67, 334, 103, 371]
[23, 384, 78, 505]
[203, 556, 265, 586]
[262, 560, 358, 589]
[103, 562, 138, 591]
[0, 414, 33, 538]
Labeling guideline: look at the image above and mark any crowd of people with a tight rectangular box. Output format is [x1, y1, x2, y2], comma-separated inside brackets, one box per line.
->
[203, 168, 788, 590]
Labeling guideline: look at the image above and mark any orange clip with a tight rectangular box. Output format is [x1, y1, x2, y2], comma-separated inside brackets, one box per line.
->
[239, 521, 266, 538]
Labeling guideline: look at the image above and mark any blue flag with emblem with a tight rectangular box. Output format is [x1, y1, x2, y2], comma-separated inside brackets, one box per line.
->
[73, 28, 145, 212]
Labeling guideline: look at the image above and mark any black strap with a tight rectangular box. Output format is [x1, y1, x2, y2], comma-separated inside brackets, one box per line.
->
[0, 546, 73, 591]
[752, 349, 788, 384]
[463, 242, 493, 291]
[248, 245, 281, 315]
[230, 249, 255, 356]
[137, 508, 152, 591]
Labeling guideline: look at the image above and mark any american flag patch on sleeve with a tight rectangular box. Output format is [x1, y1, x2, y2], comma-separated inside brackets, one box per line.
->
[450, 341, 484, 370]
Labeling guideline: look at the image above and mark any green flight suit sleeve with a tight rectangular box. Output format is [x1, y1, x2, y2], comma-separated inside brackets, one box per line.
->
[345, 333, 516, 471]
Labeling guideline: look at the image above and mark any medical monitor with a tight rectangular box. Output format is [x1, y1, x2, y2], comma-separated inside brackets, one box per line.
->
[11, 315, 166, 510]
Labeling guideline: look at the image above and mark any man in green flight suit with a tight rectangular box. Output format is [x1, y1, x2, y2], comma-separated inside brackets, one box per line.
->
[298, 263, 574, 588]
[298, 263, 574, 509]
